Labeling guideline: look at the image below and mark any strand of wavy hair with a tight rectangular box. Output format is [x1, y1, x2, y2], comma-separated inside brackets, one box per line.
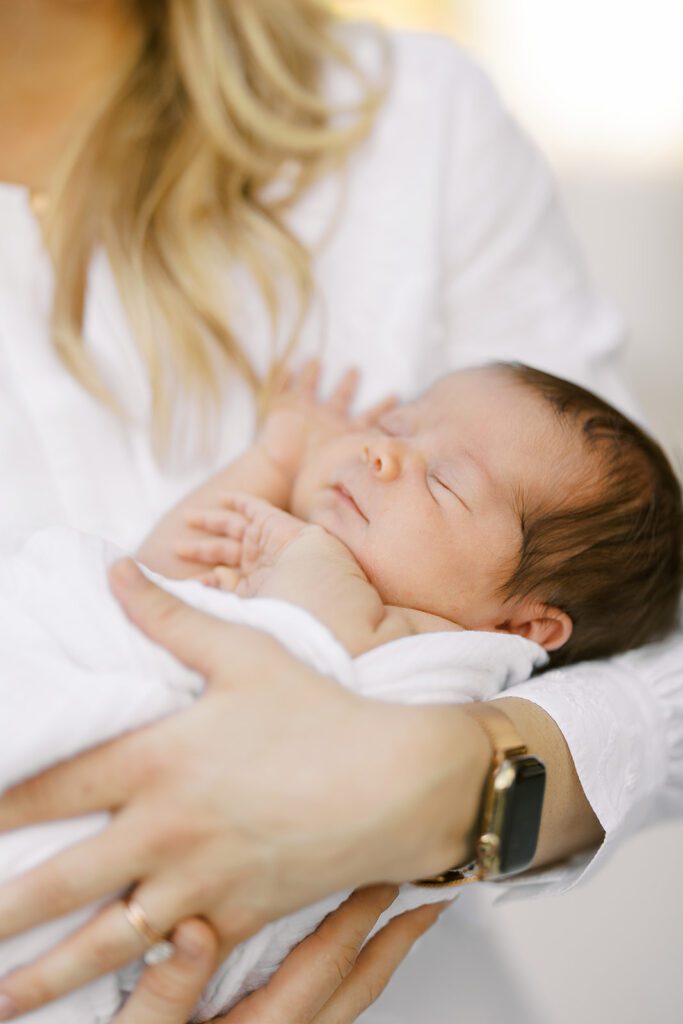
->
[44, 0, 386, 450]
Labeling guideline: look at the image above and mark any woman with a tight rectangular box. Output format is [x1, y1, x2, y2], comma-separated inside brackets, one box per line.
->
[0, 1, 681, 1021]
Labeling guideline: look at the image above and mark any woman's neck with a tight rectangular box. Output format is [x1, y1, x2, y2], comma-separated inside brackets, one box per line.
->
[0, 0, 144, 191]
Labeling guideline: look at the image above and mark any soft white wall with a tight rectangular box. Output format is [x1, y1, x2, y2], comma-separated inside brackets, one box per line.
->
[558, 170, 683, 460]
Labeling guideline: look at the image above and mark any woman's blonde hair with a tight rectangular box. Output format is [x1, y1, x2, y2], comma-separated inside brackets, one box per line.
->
[46, 0, 385, 442]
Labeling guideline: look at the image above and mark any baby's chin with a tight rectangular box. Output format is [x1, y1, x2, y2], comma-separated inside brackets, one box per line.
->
[302, 502, 363, 560]
[306, 505, 347, 543]
[291, 482, 336, 529]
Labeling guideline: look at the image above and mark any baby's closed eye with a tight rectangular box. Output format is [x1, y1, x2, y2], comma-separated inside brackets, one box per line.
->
[429, 470, 471, 513]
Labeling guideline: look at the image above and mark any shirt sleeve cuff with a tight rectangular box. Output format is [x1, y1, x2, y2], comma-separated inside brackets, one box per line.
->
[484, 632, 683, 901]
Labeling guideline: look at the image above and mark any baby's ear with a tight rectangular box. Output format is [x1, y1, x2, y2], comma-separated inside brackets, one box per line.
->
[496, 601, 573, 651]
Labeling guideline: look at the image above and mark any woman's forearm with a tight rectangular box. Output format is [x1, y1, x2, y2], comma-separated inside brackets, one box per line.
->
[493, 697, 604, 868]
[415, 696, 603, 878]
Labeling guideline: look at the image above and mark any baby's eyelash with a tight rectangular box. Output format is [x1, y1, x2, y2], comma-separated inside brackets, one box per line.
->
[431, 474, 471, 512]
[431, 475, 451, 497]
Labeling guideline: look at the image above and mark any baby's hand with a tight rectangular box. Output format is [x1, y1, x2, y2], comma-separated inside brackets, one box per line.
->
[176, 493, 308, 596]
[260, 359, 398, 481]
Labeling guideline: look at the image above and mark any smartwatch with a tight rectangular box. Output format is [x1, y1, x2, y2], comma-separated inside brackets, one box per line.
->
[415, 702, 546, 888]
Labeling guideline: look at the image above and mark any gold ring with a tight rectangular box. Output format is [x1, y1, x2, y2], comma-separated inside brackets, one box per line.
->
[122, 895, 176, 966]
[122, 895, 166, 947]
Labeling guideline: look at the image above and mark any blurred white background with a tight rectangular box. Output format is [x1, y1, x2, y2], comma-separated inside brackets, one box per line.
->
[343, 3, 683, 1022]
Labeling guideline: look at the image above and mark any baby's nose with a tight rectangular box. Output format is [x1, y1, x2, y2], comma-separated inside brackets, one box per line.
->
[361, 440, 400, 481]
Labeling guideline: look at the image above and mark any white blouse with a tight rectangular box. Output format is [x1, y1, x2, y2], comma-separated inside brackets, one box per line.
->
[0, 25, 681, 1002]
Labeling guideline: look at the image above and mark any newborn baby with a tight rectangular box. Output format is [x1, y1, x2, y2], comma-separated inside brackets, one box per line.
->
[1, 362, 680, 1023]
[146, 360, 682, 668]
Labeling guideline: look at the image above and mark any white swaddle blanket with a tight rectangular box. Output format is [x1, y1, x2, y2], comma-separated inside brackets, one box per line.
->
[0, 528, 546, 1022]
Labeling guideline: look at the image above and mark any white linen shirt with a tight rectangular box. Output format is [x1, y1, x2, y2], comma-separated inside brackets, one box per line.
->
[0, 25, 681, 1003]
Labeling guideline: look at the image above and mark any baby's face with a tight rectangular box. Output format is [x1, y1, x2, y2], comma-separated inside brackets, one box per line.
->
[292, 367, 582, 629]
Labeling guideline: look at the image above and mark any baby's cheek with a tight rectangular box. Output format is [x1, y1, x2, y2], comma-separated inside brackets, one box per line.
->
[352, 540, 396, 603]
[362, 538, 436, 609]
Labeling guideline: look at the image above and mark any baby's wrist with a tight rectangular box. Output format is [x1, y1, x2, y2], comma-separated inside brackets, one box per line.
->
[253, 437, 298, 496]
[256, 431, 300, 484]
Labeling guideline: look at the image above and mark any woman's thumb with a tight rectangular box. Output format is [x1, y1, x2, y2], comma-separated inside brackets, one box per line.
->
[108, 559, 284, 687]
[109, 559, 227, 679]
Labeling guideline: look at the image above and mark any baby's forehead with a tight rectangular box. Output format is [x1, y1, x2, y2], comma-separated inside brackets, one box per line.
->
[417, 368, 568, 429]
[418, 367, 589, 483]
[411, 367, 524, 420]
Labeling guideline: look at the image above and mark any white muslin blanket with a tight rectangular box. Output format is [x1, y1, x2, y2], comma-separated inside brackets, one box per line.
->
[0, 528, 546, 1022]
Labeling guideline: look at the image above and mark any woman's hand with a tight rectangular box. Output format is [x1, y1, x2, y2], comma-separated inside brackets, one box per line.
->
[0, 563, 484, 1017]
[112, 889, 449, 1024]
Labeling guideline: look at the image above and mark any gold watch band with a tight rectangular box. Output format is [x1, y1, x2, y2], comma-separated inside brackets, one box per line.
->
[414, 702, 529, 888]
[462, 702, 528, 765]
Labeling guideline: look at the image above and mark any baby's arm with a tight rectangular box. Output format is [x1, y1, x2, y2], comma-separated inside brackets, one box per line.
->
[137, 362, 364, 578]
[182, 494, 462, 657]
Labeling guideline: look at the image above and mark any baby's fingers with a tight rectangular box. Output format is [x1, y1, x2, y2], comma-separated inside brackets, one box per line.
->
[183, 509, 246, 539]
[174, 537, 242, 567]
[327, 367, 360, 414]
[195, 567, 241, 591]
[354, 394, 399, 430]
[294, 358, 321, 395]
[217, 492, 280, 522]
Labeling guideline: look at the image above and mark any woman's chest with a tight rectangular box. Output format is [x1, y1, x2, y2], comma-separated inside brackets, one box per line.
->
[0, 163, 449, 554]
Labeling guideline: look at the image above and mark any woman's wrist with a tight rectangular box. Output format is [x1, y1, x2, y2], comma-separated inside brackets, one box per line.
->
[357, 702, 490, 882]
[407, 703, 491, 875]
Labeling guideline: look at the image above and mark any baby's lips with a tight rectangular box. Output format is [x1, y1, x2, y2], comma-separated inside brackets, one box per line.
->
[331, 482, 368, 522]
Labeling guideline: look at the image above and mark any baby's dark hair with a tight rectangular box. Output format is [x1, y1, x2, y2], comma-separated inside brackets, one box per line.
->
[497, 363, 683, 666]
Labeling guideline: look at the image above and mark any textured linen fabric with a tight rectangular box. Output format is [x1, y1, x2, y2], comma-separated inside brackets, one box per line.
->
[0, 26, 681, 1021]
[0, 526, 544, 1022]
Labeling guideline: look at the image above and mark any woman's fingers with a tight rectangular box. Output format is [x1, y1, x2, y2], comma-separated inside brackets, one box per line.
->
[0, 893, 183, 1017]
[312, 900, 452, 1024]
[0, 730, 152, 833]
[0, 819, 150, 941]
[109, 560, 243, 680]
[113, 919, 218, 1024]
[217, 885, 398, 1023]
[110, 559, 292, 686]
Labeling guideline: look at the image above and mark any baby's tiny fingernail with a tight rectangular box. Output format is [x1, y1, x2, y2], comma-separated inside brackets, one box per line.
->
[0, 994, 16, 1020]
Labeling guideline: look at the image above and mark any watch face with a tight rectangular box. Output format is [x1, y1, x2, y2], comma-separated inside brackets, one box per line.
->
[497, 756, 546, 876]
